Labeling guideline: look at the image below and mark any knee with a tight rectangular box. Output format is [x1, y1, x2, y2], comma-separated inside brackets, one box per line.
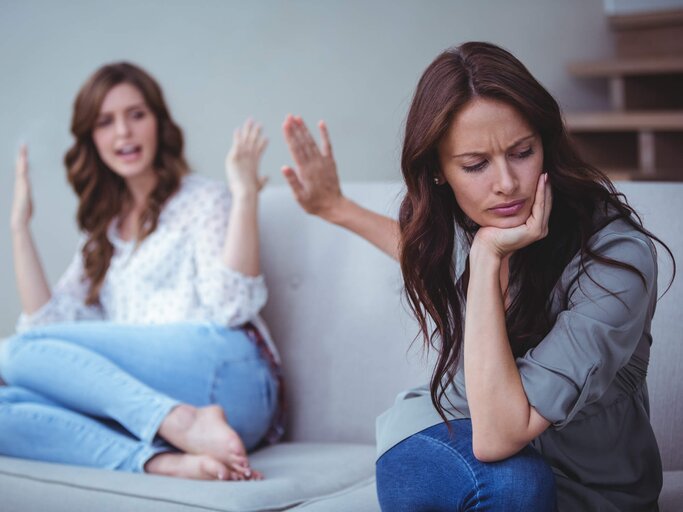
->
[0, 332, 43, 382]
[376, 434, 472, 512]
[375, 432, 556, 512]
[0, 335, 23, 376]
[484, 446, 557, 511]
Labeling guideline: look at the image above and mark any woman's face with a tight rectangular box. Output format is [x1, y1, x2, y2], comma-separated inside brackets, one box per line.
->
[92, 82, 158, 181]
[438, 98, 544, 229]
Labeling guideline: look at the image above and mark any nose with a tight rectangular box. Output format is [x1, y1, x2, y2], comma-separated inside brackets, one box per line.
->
[114, 116, 131, 137]
[492, 160, 518, 195]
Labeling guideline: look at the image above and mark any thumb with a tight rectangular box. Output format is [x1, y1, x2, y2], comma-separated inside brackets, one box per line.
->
[281, 165, 305, 198]
[16, 144, 29, 175]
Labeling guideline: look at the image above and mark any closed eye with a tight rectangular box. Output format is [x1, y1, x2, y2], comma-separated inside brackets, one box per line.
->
[462, 160, 487, 173]
[130, 109, 147, 120]
[512, 147, 534, 159]
[95, 117, 112, 128]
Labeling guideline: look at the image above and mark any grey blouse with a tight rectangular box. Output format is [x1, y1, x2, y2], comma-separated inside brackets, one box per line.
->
[376, 216, 662, 511]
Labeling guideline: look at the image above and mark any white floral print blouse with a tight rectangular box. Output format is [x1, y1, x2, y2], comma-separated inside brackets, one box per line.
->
[16, 174, 277, 359]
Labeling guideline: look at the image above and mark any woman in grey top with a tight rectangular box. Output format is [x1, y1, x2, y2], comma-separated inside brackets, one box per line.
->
[280, 42, 674, 511]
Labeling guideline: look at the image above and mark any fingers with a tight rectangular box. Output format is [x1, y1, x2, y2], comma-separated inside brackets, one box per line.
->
[282, 115, 307, 166]
[542, 173, 552, 231]
[233, 118, 267, 154]
[243, 118, 259, 146]
[318, 120, 333, 158]
[256, 136, 268, 155]
[281, 165, 305, 199]
[527, 172, 545, 223]
[16, 144, 28, 175]
[289, 116, 312, 159]
[282, 114, 323, 165]
[528, 172, 551, 239]
[296, 116, 320, 159]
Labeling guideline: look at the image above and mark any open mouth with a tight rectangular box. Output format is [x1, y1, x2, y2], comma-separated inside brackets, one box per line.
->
[115, 144, 142, 160]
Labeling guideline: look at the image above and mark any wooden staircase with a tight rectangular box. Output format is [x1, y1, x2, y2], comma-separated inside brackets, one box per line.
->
[565, 8, 683, 181]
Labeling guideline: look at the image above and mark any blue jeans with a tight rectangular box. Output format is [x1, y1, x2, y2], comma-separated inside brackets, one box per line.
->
[376, 419, 557, 511]
[0, 321, 278, 473]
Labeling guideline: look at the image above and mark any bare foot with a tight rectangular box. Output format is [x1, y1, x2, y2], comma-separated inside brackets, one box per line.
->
[144, 452, 233, 480]
[158, 404, 253, 476]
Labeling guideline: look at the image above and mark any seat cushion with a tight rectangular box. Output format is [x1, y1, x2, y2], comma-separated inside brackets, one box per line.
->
[0, 442, 375, 512]
[660, 471, 683, 511]
[291, 477, 379, 511]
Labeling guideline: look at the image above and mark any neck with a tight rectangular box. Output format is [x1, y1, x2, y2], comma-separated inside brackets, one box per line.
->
[125, 168, 158, 210]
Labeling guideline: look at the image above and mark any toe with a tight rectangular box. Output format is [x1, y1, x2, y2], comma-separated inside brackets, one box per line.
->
[201, 457, 229, 480]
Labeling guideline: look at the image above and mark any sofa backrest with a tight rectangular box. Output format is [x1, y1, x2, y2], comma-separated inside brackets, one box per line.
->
[617, 183, 682, 472]
[260, 182, 426, 446]
[259, 182, 682, 471]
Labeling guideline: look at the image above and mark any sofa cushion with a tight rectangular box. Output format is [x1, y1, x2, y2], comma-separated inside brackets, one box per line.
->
[291, 477, 379, 511]
[0, 442, 375, 512]
[660, 471, 683, 512]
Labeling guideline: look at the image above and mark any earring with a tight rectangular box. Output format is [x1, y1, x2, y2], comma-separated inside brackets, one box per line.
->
[433, 177, 441, 185]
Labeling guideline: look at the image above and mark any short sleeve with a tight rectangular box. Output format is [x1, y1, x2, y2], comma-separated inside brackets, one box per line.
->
[192, 185, 268, 327]
[16, 238, 104, 333]
[516, 231, 657, 429]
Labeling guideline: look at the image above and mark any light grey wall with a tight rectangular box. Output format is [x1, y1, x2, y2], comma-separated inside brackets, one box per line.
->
[0, 0, 614, 335]
[604, 0, 683, 15]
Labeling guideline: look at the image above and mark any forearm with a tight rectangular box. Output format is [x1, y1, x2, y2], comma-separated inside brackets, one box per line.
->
[464, 249, 532, 460]
[11, 225, 51, 314]
[222, 191, 260, 276]
[322, 197, 400, 260]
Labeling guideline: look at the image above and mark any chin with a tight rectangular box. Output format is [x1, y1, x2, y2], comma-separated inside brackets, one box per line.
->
[483, 213, 528, 229]
[106, 160, 155, 180]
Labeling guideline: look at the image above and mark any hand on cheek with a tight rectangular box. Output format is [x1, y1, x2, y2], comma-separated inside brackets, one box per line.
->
[473, 172, 552, 259]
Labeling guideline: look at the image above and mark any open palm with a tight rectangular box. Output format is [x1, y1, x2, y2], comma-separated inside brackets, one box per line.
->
[11, 145, 33, 229]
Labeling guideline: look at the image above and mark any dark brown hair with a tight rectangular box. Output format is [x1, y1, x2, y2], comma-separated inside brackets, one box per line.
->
[398, 41, 675, 423]
[64, 62, 189, 305]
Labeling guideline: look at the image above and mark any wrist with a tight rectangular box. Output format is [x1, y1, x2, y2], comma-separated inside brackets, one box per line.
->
[230, 187, 259, 204]
[10, 221, 31, 237]
[320, 195, 352, 225]
[469, 241, 503, 271]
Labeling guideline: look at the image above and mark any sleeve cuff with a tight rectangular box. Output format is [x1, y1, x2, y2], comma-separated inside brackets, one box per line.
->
[518, 354, 602, 429]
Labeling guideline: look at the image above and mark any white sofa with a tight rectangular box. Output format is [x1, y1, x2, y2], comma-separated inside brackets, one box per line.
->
[0, 182, 681, 511]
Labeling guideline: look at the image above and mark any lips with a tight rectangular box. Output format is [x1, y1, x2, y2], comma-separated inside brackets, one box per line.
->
[115, 144, 142, 162]
[489, 199, 526, 216]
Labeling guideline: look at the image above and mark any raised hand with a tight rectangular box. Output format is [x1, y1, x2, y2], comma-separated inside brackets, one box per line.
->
[11, 145, 33, 230]
[281, 115, 344, 221]
[225, 119, 268, 197]
[473, 173, 552, 258]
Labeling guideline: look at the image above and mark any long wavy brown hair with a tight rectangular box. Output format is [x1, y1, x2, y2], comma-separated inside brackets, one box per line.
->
[398, 42, 675, 424]
[64, 62, 189, 305]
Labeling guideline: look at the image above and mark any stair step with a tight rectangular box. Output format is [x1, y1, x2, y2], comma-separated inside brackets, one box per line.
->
[568, 57, 683, 77]
[604, 169, 683, 182]
[565, 111, 683, 131]
[609, 8, 683, 30]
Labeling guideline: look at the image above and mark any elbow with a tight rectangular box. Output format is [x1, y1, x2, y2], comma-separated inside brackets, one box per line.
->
[472, 445, 509, 463]
[472, 435, 525, 463]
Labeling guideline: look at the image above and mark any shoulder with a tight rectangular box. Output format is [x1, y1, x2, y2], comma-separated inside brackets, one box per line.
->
[559, 215, 658, 302]
[163, 173, 231, 220]
[177, 173, 230, 204]
[587, 216, 657, 272]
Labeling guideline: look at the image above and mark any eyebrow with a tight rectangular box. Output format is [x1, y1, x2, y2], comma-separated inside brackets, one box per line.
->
[451, 134, 535, 159]
[97, 103, 147, 117]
